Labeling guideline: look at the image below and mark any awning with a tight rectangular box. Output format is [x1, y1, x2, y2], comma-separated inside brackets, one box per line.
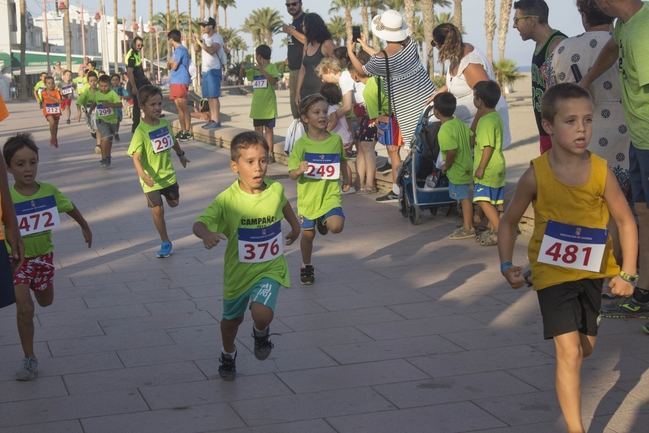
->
[0, 50, 101, 75]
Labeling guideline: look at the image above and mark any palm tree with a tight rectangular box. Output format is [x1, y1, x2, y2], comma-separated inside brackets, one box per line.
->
[198, 0, 205, 22]
[421, 0, 435, 77]
[330, 0, 357, 43]
[404, 0, 416, 35]
[132, 0, 137, 34]
[113, 0, 119, 72]
[18, 0, 28, 99]
[148, 0, 154, 80]
[243, 7, 283, 47]
[213, 0, 219, 29]
[452, 0, 462, 30]
[221, 0, 236, 29]
[327, 16, 346, 46]
[175, 0, 179, 27]
[498, 0, 513, 61]
[484, 0, 497, 63]
[63, 0, 72, 71]
[229, 35, 247, 63]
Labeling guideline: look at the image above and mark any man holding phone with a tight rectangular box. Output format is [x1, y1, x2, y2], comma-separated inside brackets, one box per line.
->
[282, 1, 305, 119]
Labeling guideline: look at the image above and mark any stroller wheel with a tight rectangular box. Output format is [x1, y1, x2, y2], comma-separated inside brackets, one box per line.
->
[400, 193, 408, 217]
[409, 202, 421, 225]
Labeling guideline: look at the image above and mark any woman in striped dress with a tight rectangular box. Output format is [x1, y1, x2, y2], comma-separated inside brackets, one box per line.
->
[348, 9, 435, 202]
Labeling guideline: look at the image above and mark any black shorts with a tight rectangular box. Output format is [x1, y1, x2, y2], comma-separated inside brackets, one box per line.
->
[537, 279, 602, 340]
[253, 118, 276, 128]
[145, 183, 180, 208]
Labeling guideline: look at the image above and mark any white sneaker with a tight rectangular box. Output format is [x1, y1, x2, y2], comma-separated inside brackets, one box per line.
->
[15, 357, 38, 381]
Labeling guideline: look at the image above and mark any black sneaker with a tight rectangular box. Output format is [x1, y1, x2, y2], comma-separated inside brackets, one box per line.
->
[376, 192, 399, 203]
[176, 131, 189, 142]
[218, 352, 236, 380]
[300, 265, 315, 285]
[643, 322, 649, 335]
[114, 133, 120, 142]
[253, 327, 274, 360]
[316, 217, 328, 235]
[378, 161, 392, 172]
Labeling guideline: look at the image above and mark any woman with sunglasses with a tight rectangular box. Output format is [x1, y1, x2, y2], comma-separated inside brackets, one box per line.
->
[431, 23, 511, 150]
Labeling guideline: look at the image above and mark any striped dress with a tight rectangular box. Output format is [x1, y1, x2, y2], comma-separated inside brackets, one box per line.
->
[363, 39, 435, 147]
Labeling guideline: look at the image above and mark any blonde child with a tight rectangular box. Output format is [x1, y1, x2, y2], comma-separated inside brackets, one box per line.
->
[288, 94, 348, 285]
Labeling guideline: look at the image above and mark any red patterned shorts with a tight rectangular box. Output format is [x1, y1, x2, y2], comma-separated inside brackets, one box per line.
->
[13, 253, 55, 292]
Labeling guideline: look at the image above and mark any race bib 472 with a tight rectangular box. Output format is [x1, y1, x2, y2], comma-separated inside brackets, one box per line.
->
[14, 196, 61, 236]
[537, 220, 608, 273]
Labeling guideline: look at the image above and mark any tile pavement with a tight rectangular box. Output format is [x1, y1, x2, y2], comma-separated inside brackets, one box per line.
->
[0, 100, 647, 432]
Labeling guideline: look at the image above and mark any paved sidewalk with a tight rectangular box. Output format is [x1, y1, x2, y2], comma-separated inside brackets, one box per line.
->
[0, 101, 647, 433]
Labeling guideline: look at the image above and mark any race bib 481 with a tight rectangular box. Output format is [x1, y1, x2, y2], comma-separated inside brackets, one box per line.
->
[304, 152, 341, 180]
[238, 221, 283, 263]
[14, 196, 61, 236]
[537, 220, 608, 273]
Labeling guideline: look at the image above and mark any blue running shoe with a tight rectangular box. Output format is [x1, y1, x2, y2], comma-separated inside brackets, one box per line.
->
[156, 241, 173, 258]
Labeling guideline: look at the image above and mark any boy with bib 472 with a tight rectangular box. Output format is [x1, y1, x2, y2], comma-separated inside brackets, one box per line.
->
[193, 131, 300, 380]
[498, 83, 638, 433]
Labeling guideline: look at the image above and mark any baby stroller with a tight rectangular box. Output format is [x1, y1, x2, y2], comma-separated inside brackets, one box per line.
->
[397, 105, 455, 225]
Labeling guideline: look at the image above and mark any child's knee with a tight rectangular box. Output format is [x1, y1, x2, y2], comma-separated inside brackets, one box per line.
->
[301, 229, 315, 241]
[167, 199, 179, 208]
[16, 301, 35, 319]
[326, 216, 345, 233]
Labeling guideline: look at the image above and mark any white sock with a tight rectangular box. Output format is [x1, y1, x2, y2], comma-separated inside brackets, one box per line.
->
[253, 326, 269, 337]
[392, 184, 400, 195]
[222, 348, 236, 357]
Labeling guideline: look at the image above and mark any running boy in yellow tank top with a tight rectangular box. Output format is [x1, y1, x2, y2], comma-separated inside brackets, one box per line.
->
[498, 83, 638, 433]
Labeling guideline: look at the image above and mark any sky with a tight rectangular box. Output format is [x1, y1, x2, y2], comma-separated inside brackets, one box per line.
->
[34, 0, 583, 68]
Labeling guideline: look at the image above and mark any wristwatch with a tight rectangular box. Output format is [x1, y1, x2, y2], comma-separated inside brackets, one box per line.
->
[619, 270, 639, 285]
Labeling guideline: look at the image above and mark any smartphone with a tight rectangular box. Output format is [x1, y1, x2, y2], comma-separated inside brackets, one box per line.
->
[571, 64, 583, 83]
[352, 26, 361, 42]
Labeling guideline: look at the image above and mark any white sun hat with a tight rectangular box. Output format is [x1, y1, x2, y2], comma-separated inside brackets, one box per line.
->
[371, 9, 410, 42]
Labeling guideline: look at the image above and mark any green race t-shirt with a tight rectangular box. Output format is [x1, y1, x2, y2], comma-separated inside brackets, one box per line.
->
[76, 88, 98, 108]
[127, 119, 178, 193]
[246, 64, 280, 120]
[195, 179, 290, 300]
[9, 182, 73, 258]
[474, 111, 505, 188]
[92, 89, 121, 124]
[362, 76, 389, 120]
[438, 118, 473, 185]
[33, 80, 45, 101]
[614, 2, 649, 150]
[287, 133, 344, 219]
[73, 76, 86, 95]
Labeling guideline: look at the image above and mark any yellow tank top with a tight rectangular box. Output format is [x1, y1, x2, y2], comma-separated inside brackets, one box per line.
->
[528, 152, 619, 290]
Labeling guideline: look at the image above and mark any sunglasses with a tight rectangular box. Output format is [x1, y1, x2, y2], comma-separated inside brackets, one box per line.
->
[513, 15, 538, 25]
[285, 2, 299, 7]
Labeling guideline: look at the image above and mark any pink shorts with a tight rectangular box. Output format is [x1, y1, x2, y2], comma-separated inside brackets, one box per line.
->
[61, 99, 72, 110]
[13, 253, 55, 292]
[169, 84, 189, 100]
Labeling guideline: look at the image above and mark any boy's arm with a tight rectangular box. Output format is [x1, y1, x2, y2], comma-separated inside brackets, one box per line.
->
[474, 146, 494, 179]
[259, 64, 278, 86]
[289, 163, 308, 180]
[603, 170, 638, 297]
[444, 149, 457, 172]
[131, 151, 154, 187]
[0, 158, 23, 264]
[171, 137, 190, 168]
[580, 37, 617, 89]
[66, 205, 92, 248]
[282, 201, 301, 245]
[498, 166, 536, 289]
[192, 221, 226, 249]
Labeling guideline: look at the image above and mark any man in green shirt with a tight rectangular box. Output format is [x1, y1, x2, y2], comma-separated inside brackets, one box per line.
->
[582, 0, 649, 318]
[32, 72, 46, 107]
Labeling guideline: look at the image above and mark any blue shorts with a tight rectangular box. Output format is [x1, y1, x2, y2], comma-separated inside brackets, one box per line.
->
[253, 118, 276, 128]
[473, 183, 504, 205]
[222, 277, 280, 320]
[449, 182, 472, 201]
[300, 207, 345, 230]
[629, 143, 649, 207]
[201, 68, 222, 98]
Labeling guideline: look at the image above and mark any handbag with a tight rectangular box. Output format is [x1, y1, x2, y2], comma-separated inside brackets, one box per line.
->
[284, 118, 305, 155]
[376, 52, 403, 147]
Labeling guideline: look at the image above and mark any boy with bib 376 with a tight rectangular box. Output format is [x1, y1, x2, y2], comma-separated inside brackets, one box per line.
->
[498, 83, 638, 433]
[193, 131, 300, 380]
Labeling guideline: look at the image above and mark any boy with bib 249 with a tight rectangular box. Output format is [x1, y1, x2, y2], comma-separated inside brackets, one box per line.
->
[288, 94, 348, 285]
[4, 133, 92, 381]
[193, 131, 300, 380]
[128, 85, 189, 258]
[498, 83, 638, 433]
